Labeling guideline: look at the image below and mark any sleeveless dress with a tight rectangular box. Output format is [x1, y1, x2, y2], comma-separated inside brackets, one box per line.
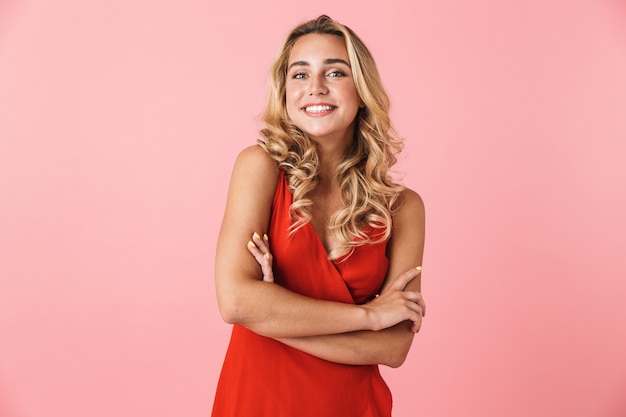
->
[212, 170, 393, 417]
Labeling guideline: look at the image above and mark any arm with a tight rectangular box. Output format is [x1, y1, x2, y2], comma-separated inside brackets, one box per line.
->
[215, 146, 423, 338]
[250, 188, 426, 368]
[277, 323, 415, 368]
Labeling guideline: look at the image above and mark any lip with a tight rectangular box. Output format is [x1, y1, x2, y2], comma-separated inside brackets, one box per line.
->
[301, 102, 336, 116]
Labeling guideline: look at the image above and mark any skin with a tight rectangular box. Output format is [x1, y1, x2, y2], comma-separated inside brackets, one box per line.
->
[215, 34, 426, 368]
[285, 33, 364, 153]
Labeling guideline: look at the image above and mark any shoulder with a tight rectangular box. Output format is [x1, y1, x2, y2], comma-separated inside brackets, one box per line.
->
[235, 144, 279, 172]
[394, 187, 425, 222]
[231, 145, 280, 184]
[225, 145, 281, 209]
[390, 187, 425, 241]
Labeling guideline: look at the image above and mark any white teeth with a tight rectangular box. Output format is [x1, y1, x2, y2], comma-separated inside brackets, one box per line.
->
[304, 105, 334, 113]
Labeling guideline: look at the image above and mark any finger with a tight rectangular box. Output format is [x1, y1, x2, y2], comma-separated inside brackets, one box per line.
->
[415, 266, 425, 316]
[412, 317, 422, 333]
[262, 253, 274, 282]
[404, 291, 426, 316]
[248, 240, 275, 282]
[252, 232, 270, 254]
[247, 239, 271, 265]
[253, 234, 272, 263]
[406, 299, 424, 317]
[247, 240, 265, 262]
[392, 267, 421, 291]
[407, 302, 423, 331]
[252, 232, 265, 249]
[404, 308, 422, 333]
[403, 292, 420, 306]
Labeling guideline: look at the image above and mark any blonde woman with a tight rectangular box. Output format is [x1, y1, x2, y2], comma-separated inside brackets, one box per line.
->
[213, 15, 426, 417]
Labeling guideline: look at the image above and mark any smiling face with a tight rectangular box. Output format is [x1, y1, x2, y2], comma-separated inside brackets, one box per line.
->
[285, 33, 363, 146]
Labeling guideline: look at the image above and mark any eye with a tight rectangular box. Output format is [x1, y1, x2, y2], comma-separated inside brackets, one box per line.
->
[293, 72, 307, 79]
[327, 71, 345, 78]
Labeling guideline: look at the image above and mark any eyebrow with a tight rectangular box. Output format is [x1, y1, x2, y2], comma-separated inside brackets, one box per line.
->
[287, 58, 351, 71]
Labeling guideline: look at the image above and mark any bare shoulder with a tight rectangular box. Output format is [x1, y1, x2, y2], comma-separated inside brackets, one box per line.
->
[388, 187, 425, 260]
[394, 187, 425, 226]
[234, 144, 279, 176]
[229, 145, 279, 195]
[222, 145, 278, 218]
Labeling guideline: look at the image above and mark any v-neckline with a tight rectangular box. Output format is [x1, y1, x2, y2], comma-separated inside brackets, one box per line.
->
[281, 170, 344, 263]
[304, 220, 337, 262]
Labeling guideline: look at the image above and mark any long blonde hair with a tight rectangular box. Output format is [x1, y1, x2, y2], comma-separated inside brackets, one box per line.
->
[259, 15, 405, 260]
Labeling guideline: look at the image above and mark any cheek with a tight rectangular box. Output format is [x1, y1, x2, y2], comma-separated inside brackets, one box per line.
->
[284, 98, 296, 122]
[348, 87, 361, 105]
[337, 84, 359, 105]
[285, 88, 301, 114]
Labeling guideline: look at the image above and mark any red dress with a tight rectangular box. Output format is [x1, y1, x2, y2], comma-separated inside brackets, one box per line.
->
[212, 170, 393, 417]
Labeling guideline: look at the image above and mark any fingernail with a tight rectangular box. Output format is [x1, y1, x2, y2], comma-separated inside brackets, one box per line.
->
[263, 233, 268, 241]
[253, 232, 261, 239]
[264, 253, 270, 259]
[416, 266, 422, 271]
[248, 240, 256, 248]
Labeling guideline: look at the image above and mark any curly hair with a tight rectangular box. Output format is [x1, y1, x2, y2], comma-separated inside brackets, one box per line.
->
[259, 15, 405, 260]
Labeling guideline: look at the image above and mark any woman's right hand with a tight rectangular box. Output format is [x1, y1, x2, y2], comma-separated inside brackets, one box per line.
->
[362, 267, 425, 333]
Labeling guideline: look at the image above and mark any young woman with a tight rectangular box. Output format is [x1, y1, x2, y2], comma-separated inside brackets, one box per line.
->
[212, 15, 426, 417]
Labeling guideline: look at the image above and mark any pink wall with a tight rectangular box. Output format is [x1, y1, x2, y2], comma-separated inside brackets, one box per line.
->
[1, 1, 625, 416]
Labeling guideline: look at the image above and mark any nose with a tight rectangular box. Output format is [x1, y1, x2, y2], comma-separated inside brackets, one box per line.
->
[308, 74, 328, 95]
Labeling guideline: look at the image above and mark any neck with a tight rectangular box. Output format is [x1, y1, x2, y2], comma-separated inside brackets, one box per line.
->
[315, 142, 350, 185]
[310, 129, 355, 185]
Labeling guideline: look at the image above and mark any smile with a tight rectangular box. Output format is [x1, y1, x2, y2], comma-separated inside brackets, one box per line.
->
[303, 105, 336, 113]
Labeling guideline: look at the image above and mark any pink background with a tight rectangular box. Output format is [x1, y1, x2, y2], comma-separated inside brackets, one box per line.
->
[1, 1, 625, 416]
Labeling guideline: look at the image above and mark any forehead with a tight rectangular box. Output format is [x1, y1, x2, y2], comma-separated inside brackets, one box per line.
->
[288, 33, 349, 65]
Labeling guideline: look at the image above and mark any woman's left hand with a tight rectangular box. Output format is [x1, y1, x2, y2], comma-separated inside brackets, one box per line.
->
[246, 232, 274, 283]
